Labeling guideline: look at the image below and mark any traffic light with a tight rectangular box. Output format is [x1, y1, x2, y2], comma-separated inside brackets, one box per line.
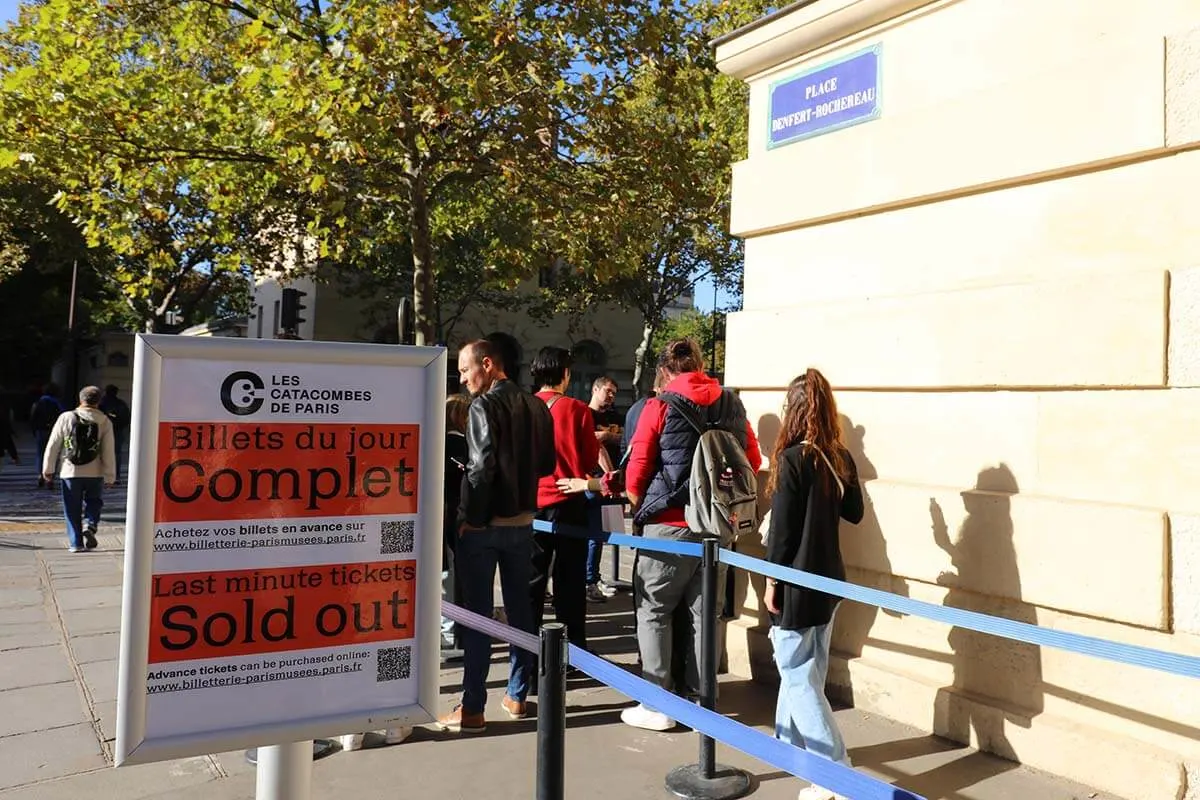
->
[397, 297, 415, 345]
[281, 287, 307, 332]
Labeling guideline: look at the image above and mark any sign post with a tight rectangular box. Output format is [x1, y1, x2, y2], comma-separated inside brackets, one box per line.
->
[116, 335, 445, 796]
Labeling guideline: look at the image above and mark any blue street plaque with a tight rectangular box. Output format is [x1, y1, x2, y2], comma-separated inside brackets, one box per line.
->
[767, 45, 882, 149]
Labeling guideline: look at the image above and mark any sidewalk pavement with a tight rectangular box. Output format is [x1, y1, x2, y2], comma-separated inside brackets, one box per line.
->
[0, 437, 1115, 799]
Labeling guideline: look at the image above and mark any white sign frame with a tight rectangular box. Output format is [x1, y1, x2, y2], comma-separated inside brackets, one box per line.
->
[116, 334, 446, 766]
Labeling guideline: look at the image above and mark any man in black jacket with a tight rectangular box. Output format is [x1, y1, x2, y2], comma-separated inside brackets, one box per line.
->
[438, 339, 555, 734]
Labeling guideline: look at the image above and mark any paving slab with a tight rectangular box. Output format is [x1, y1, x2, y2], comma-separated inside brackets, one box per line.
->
[0, 623, 59, 652]
[0, 606, 50, 625]
[92, 699, 117, 743]
[79, 659, 118, 705]
[0, 757, 219, 800]
[69, 632, 120, 665]
[58, 607, 121, 637]
[0, 589, 43, 607]
[0, 645, 73, 689]
[0, 682, 89, 737]
[54, 587, 123, 613]
[51, 573, 127, 590]
[0, 723, 107, 791]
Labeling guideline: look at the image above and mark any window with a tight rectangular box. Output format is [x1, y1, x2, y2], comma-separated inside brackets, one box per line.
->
[568, 339, 607, 401]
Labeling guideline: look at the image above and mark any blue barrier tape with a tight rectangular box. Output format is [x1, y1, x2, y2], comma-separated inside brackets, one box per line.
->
[441, 600, 923, 800]
[720, 549, 1200, 681]
[442, 602, 539, 653]
[567, 647, 924, 800]
[531, 518, 705, 558]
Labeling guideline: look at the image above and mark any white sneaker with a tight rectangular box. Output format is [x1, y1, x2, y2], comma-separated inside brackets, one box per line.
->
[339, 733, 364, 751]
[381, 726, 412, 745]
[620, 704, 675, 731]
[797, 785, 845, 800]
[596, 580, 619, 597]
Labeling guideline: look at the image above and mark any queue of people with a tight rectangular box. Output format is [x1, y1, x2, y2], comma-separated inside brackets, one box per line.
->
[441, 335, 862, 800]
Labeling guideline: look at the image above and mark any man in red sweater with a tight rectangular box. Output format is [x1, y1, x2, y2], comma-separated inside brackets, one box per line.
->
[622, 338, 762, 731]
[531, 346, 602, 649]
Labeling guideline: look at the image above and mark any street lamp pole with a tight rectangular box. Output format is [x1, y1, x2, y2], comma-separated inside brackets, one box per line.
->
[66, 260, 79, 394]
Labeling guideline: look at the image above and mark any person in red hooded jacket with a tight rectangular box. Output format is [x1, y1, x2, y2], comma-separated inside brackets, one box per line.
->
[621, 337, 761, 731]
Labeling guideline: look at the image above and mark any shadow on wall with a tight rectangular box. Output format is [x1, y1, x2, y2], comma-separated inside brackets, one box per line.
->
[926, 464, 1044, 770]
[832, 415, 910, 683]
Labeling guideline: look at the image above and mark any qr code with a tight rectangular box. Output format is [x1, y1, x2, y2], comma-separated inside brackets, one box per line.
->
[376, 646, 412, 682]
[380, 520, 415, 554]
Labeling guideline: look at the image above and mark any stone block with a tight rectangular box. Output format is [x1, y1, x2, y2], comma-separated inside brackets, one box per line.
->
[1174, 514, 1200, 635]
[1168, 26, 1200, 147]
[1036, 388, 1200, 514]
[1170, 266, 1200, 388]
[726, 269, 1167, 390]
[732, 36, 1166, 235]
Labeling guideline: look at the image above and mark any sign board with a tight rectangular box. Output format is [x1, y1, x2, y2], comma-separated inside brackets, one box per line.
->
[116, 335, 446, 766]
[768, 45, 882, 149]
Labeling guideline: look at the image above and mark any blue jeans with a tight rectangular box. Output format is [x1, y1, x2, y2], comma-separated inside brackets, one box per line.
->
[61, 478, 104, 549]
[769, 611, 850, 766]
[457, 524, 535, 714]
[585, 503, 603, 584]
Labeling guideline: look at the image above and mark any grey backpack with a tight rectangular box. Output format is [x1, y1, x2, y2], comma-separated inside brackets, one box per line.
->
[661, 392, 758, 544]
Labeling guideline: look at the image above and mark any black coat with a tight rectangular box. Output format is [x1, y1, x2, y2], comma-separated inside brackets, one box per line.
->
[460, 380, 556, 527]
[765, 445, 864, 630]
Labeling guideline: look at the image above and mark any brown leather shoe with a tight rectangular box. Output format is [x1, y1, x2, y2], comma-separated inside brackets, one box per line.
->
[501, 695, 528, 719]
[436, 706, 486, 734]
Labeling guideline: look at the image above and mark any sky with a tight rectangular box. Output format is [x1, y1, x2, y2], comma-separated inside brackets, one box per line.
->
[0, 0, 739, 313]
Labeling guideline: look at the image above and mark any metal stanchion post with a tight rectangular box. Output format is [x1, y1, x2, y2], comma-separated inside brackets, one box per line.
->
[255, 741, 313, 800]
[665, 538, 751, 800]
[537, 622, 568, 800]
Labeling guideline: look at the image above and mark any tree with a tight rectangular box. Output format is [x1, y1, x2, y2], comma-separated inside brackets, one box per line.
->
[0, 0, 663, 344]
[0, 178, 123, 386]
[653, 308, 727, 375]
[538, 1, 766, 395]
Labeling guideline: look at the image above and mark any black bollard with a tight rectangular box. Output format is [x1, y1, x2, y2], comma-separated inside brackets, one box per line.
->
[536, 623, 568, 800]
[665, 537, 751, 800]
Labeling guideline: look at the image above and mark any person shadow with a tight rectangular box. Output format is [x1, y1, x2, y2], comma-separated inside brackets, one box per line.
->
[832, 416, 909, 675]
[898, 464, 1044, 798]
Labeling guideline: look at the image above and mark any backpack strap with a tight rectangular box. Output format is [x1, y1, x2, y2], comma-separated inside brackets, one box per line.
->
[658, 392, 705, 437]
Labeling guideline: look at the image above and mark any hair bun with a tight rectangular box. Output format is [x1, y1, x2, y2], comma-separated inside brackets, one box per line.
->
[672, 342, 690, 357]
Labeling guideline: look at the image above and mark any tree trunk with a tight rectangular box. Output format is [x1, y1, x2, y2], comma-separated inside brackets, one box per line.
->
[409, 176, 436, 346]
[632, 319, 658, 398]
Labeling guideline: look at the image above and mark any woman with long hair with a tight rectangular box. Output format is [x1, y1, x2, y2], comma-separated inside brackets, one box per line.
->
[763, 369, 864, 800]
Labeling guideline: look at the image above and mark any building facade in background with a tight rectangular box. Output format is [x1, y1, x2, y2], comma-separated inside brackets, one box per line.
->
[716, 1, 1200, 797]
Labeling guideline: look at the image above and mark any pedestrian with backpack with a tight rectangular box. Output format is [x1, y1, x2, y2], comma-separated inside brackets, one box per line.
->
[762, 369, 864, 800]
[41, 386, 115, 553]
[622, 337, 762, 731]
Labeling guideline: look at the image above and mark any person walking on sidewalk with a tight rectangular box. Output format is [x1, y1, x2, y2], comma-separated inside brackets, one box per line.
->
[30, 383, 63, 489]
[623, 337, 762, 731]
[98, 385, 130, 484]
[41, 386, 115, 553]
[437, 339, 555, 734]
[0, 397, 18, 471]
[762, 369, 864, 800]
